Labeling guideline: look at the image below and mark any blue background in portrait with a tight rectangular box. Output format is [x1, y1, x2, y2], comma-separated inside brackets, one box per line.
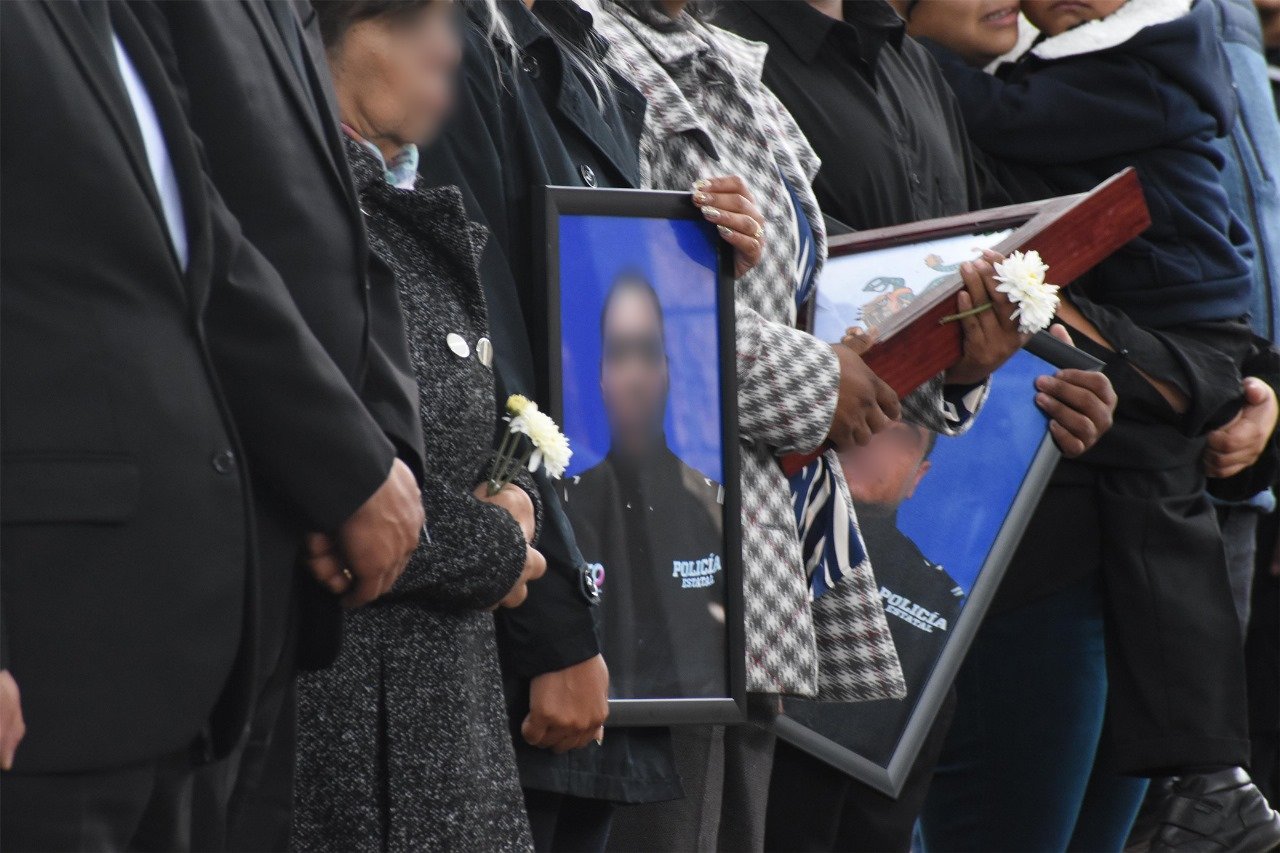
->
[559, 214, 724, 484]
[896, 348, 1055, 594]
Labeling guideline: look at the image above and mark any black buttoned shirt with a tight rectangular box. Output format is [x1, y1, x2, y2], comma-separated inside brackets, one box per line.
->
[716, 0, 988, 229]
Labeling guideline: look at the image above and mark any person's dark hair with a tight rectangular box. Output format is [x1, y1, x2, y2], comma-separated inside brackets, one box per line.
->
[601, 271, 666, 342]
[314, 0, 435, 49]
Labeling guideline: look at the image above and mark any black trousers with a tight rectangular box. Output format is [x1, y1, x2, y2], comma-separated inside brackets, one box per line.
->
[191, 678, 297, 852]
[1094, 466, 1251, 774]
[524, 788, 616, 853]
[1, 749, 196, 852]
[1247, 501, 1280, 803]
[192, 554, 301, 852]
[763, 689, 956, 853]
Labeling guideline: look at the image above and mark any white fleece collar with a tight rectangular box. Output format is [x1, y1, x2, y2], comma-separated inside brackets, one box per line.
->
[1030, 0, 1193, 60]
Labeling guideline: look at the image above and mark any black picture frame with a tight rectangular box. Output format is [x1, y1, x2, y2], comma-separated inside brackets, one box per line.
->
[539, 186, 746, 726]
[768, 332, 1104, 797]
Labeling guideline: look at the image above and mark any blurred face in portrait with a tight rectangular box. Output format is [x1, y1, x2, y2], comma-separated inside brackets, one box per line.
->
[326, 1, 461, 153]
[1020, 0, 1128, 37]
[600, 278, 670, 458]
[840, 421, 934, 513]
[894, 0, 1021, 67]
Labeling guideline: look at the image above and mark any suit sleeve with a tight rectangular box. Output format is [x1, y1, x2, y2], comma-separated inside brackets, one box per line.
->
[921, 39, 1183, 166]
[358, 250, 427, 482]
[202, 191, 397, 531]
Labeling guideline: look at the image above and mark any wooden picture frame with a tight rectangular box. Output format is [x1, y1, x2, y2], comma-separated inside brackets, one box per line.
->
[808, 168, 1149, 396]
[539, 186, 746, 726]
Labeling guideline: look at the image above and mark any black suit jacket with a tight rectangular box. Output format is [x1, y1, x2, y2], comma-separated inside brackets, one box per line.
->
[0, 0, 393, 773]
[130, 0, 422, 672]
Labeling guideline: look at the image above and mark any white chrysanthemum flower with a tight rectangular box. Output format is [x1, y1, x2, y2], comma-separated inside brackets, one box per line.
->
[993, 249, 1059, 335]
[506, 394, 533, 416]
[510, 405, 572, 479]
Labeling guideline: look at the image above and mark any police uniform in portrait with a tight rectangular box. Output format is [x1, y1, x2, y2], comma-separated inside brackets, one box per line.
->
[837, 508, 964, 765]
[563, 448, 725, 699]
[562, 271, 726, 700]
[770, 419, 966, 851]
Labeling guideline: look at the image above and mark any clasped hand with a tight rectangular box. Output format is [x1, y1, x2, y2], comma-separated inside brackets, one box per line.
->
[304, 458, 424, 608]
[473, 482, 547, 609]
[1204, 377, 1279, 479]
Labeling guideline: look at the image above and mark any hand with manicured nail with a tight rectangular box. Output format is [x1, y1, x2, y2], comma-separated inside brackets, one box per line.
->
[692, 175, 765, 277]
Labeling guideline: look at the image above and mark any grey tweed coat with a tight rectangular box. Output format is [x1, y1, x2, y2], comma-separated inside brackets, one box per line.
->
[596, 1, 983, 701]
[292, 140, 536, 852]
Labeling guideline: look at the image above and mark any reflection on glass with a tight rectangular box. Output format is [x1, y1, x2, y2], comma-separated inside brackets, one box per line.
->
[784, 348, 1054, 766]
[813, 229, 1014, 342]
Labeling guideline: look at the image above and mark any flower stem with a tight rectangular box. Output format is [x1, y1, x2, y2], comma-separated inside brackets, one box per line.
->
[488, 427, 522, 490]
[496, 446, 535, 490]
[939, 301, 994, 324]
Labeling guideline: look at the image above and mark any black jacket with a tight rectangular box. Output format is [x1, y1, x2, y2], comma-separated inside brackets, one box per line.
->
[563, 447, 726, 700]
[785, 509, 963, 767]
[716, 0, 986, 231]
[130, 0, 422, 672]
[922, 0, 1253, 331]
[0, 0, 392, 773]
[419, 0, 647, 691]
[419, 0, 680, 802]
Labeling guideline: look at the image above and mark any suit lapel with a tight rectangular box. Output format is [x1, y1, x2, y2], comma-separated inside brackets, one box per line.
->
[552, 57, 643, 187]
[110, 1, 214, 311]
[242, 0, 367, 263]
[296, 6, 367, 222]
[241, 0, 345, 185]
[41, 1, 170, 245]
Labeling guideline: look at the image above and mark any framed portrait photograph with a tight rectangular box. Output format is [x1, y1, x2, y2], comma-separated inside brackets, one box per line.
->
[805, 167, 1149, 396]
[770, 332, 1104, 798]
[539, 186, 745, 726]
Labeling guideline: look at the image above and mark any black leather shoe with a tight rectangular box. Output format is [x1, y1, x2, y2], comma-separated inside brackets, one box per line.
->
[1150, 767, 1280, 852]
[1126, 777, 1178, 852]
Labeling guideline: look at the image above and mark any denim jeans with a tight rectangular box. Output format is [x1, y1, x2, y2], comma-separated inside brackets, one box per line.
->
[919, 579, 1148, 852]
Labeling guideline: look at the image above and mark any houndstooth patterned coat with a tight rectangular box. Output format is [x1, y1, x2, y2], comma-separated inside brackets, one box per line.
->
[595, 1, 980, 701]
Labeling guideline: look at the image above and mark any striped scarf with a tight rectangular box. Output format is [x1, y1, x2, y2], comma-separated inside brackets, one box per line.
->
[791, 457, 868, 600]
